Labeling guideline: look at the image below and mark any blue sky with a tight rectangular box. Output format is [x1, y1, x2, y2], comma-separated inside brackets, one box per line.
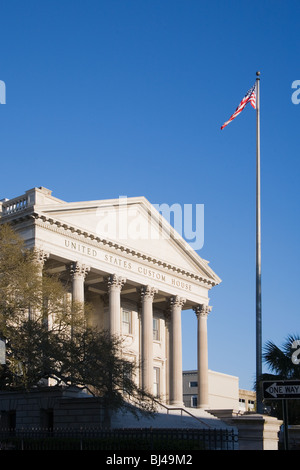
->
[0, 0, 299, 391]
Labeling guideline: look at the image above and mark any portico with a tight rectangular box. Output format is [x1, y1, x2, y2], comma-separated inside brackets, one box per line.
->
[0, 186, 221, 409]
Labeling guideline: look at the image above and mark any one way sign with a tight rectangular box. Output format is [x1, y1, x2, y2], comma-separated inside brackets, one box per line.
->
[263, 380, 300, 399]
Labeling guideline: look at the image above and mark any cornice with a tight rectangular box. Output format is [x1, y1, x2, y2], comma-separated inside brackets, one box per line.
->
[5, 209, 221, 288]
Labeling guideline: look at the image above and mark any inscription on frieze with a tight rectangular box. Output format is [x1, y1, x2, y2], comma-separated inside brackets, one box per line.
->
[64, 239, 192, 292]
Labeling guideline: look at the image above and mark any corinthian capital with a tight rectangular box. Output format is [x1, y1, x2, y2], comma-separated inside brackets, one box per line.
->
[193, 304, 212, 318]
[140, 285, 158, 301]
[169, 296, 186, 309]
[70, 261, 90, 279]
[107, 274, 126, 291]
[33, 248, 50, 266]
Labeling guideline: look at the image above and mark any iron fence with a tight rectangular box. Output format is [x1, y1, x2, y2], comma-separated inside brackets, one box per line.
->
[0, 427, 238, 450]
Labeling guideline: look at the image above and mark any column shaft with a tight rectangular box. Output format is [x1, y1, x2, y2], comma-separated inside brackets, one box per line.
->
[140, 286, 157, 394]
[194, 304, 211, 409]
[71, 262, 90, 303]
[107, 274, 126, 336]
[30, 249, 49, 321]
[34, 249, 49, 277]
[169, 296, 185, 406]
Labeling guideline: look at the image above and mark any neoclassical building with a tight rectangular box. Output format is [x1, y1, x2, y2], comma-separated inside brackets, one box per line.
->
[0, 186, 221, 409]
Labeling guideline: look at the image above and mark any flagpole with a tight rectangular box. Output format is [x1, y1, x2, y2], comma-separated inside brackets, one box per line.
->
[255, 71, 263, 413]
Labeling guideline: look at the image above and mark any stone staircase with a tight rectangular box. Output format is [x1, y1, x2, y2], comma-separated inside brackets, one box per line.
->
[111, 400, 236, 430]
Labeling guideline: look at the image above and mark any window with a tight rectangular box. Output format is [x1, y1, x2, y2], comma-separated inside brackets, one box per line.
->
[153, 318, 159, 341]
[189, 381, 198, 387]
[153, 367, 160, 397]
[123, 368, 132, 395]
[0, 338, 5, 365]
[122, 309, 132, 334]
[40, 409, 54, 430]
[248, 400, 255, 411]
[239, 398, 246, 411]
[0, 410, 16, 430]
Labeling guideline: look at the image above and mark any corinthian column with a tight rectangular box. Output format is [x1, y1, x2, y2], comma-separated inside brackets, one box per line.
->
[30, 249, 50, 321]
[140, 285, 157, 394]
[33, 249, 50, 276]
[70, 262, 90, 303]
[193, 304, 212, 409]
[107, 274, 126, 336]
[169, 296, 186, 406]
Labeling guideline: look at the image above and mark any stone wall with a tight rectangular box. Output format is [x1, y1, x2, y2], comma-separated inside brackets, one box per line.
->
[208, 410, 282, 450]
[54, 397, 106, 428]
[0, 388, 106, 430]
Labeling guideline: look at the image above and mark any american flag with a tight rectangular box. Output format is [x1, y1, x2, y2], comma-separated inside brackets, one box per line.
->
[221, 84, 256, 130]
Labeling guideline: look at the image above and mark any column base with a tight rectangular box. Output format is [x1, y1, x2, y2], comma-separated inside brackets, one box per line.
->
[169, 401, 184, 407]
[197, 404, 209, 410]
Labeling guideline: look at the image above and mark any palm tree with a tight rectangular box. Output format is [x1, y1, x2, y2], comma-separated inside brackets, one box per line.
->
[260, 334, 300, 424]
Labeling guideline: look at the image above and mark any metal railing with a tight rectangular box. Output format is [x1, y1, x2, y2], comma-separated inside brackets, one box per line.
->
[0, 427, 238, 451]
[153, 398, 214, 428]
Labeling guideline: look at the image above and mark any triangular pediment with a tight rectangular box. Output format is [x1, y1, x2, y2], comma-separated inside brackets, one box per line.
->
[35, 196, 221, 285]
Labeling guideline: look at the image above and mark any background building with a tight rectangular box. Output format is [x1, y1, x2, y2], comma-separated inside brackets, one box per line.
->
[183, 370, 256, 412]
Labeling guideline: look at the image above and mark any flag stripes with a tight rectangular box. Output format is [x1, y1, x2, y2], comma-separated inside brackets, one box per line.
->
[221, 84, 256, 130]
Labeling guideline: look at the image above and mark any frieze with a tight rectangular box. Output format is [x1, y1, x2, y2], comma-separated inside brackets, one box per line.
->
[63, 238, 193, 293]
[64, 239, 97, 257]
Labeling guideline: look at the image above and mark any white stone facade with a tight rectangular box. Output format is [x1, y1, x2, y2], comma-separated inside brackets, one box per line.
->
[0, 186, 221, 408]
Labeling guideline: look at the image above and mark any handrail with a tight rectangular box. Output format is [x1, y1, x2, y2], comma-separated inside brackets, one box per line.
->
[153, 399, 213, 428]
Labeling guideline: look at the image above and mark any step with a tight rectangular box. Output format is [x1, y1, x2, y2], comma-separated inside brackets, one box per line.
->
[111, 402, 235, 430]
